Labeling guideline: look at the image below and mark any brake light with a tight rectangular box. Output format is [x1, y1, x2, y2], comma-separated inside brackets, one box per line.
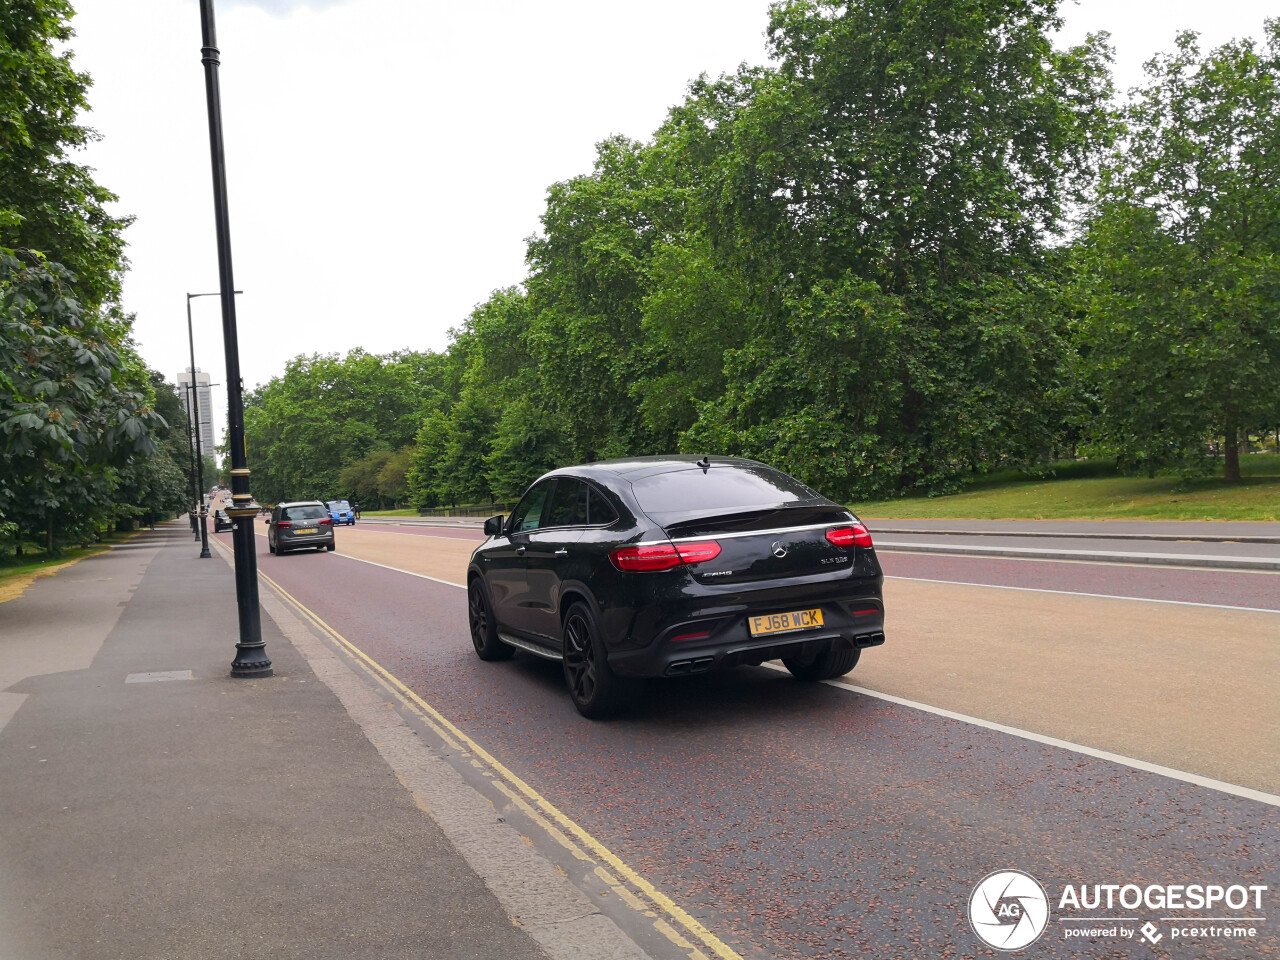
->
[276, 520, 292, 528]
[675, 541, 721, 564]
[826, 524, 873, 548]
[609, 540, 721, 572]
[319, 518, 333, 526]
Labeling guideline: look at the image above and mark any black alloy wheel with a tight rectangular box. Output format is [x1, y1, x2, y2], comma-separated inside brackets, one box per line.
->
[562, 602, 641, 718]
[783, 644, 860, 681]
[468, 580, 512, 661]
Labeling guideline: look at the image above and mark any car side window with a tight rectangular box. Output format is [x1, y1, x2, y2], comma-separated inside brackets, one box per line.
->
[510, 482, 552, 534]
[587, 485, 618, 525]
[545, 479, 588, 529]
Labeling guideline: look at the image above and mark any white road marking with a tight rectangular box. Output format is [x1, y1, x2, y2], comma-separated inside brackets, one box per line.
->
[876, 541, 1280, 570]
[885, 575, 1280, 614]
[327, 552, 466, 589]
[351, 528, 483, 542]
[761, 663, 1279, 808]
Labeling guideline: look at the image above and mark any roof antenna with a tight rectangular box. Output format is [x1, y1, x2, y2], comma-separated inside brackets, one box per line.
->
[697, 455, 710, 473]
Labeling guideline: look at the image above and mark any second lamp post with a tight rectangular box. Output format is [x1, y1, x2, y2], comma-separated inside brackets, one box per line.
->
[186, 289, 239, 558]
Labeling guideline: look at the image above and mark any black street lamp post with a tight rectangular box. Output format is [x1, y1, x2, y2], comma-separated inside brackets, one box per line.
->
[183, 389, 199, 539]
[198, 0, 271, 678]
[185, 291, 235, 560]
[183, 382, 204, 543]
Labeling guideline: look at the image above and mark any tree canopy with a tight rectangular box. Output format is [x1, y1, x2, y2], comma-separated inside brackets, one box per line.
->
[1075, 23, 1280, 480]
[238, 4, 1279, 508]
[1, 0, 173, 550]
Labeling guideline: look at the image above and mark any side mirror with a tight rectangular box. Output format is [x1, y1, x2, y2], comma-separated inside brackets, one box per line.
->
[483, 514, 505, 537]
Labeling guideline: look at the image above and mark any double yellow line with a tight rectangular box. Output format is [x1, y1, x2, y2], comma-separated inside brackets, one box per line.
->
[257, 567, 742, 960]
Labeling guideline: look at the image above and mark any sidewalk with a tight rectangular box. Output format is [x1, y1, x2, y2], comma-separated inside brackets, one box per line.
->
[0, 522, 623, 960]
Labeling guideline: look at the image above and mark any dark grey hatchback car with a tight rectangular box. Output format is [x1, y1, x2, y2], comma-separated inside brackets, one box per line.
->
[467, 456, 885, 717]
[266, 501, 336, 555]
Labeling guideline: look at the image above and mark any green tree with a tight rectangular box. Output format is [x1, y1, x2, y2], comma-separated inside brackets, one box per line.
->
[0, 254, 161, 549]
[1076, 24, 1280, 481]
[0, 0, 130, 308]
[244, 348, 449, 503]
[676, 0, 1112, 498]
[407, 411, 450, 509]
[375, 448, 413, 507]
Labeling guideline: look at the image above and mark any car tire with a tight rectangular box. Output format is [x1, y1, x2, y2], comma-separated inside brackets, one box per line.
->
[562, 601, 642, 719]
[783, 644, 860, 682]
[326, 542, 335, 552]
[468, 579, 513, 661]
[268, 539, 276, 555]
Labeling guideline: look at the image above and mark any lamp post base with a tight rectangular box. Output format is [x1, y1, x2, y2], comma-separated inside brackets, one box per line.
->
[230, 643, 273, 678]
[225, 500, 268, 677]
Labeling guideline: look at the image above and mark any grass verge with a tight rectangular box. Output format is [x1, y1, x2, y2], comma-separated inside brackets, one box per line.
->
[856, 455, 1280, 521]
[361, 508, 420, 517]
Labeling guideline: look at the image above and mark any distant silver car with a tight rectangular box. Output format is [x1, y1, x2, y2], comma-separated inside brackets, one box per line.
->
[267, 501, 336, 555]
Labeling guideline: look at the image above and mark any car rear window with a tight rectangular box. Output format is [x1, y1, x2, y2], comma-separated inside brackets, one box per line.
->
[282, 505, 328, 521]
[630, 465, 823, 518]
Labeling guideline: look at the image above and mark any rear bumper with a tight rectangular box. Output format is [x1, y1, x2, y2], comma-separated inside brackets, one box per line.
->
[281, 532, 335, 549]
[606, 589, 885, 678]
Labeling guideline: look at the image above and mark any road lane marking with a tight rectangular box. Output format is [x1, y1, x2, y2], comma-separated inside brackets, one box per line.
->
[758, 665, 1280, 808]
[284, 546, 1279, 806]
[250, 562, 742, 960]
[885, 575, 1280, 614]
[875, 541, 1280, 570]
[327, 552, 467, 589]
[345, 528, 484, 542]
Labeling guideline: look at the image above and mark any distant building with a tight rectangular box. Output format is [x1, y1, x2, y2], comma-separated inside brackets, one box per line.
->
[176, 367, 215, 455]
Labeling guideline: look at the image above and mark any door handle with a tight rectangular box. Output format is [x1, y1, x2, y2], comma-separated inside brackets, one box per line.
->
[515, 546, 526, 556]
[554, 548, 568, 557]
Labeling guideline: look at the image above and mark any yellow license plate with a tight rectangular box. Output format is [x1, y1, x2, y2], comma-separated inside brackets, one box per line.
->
[296, 527, 317, 535]
[748, 608, 824, 637]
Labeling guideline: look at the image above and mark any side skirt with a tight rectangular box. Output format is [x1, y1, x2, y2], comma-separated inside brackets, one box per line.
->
[497, 632, 564, 662]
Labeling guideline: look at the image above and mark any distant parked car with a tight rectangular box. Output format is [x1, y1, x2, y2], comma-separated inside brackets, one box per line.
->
[466, 455, 885, 718]
[267, 501, 336, 555]
[213, 509, 233, 533]
[326, 500, 356, 525]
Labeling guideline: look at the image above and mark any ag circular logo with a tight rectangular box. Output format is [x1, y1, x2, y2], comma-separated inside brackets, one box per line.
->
[969, 869, 1050, 951]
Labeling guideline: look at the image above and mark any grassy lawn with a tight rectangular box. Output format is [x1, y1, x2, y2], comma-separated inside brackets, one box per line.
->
[856, 454, 1280, 521]
[361, 508, 420, 517]
[0, 531, 137, 603]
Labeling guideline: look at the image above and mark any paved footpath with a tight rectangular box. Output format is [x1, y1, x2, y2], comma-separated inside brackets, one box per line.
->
[0, 522, 648, 960]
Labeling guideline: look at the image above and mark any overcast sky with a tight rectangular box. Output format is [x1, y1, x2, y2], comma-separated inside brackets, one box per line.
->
[68, 1, 1274, 444]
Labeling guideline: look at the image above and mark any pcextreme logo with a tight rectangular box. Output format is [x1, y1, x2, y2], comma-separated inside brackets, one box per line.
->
[968, 870, 1270, 951]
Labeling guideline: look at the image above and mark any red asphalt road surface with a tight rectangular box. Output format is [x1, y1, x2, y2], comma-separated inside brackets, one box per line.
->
[222, 529, 1279, 959]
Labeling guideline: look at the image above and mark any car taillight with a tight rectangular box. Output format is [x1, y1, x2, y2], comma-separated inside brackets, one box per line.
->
[675, 541, 721, 563]
[319, 518, 333, 526]
[276, 521, 292, 528]
[826, 524, 873, 548]
[609, 540, 721, 572]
